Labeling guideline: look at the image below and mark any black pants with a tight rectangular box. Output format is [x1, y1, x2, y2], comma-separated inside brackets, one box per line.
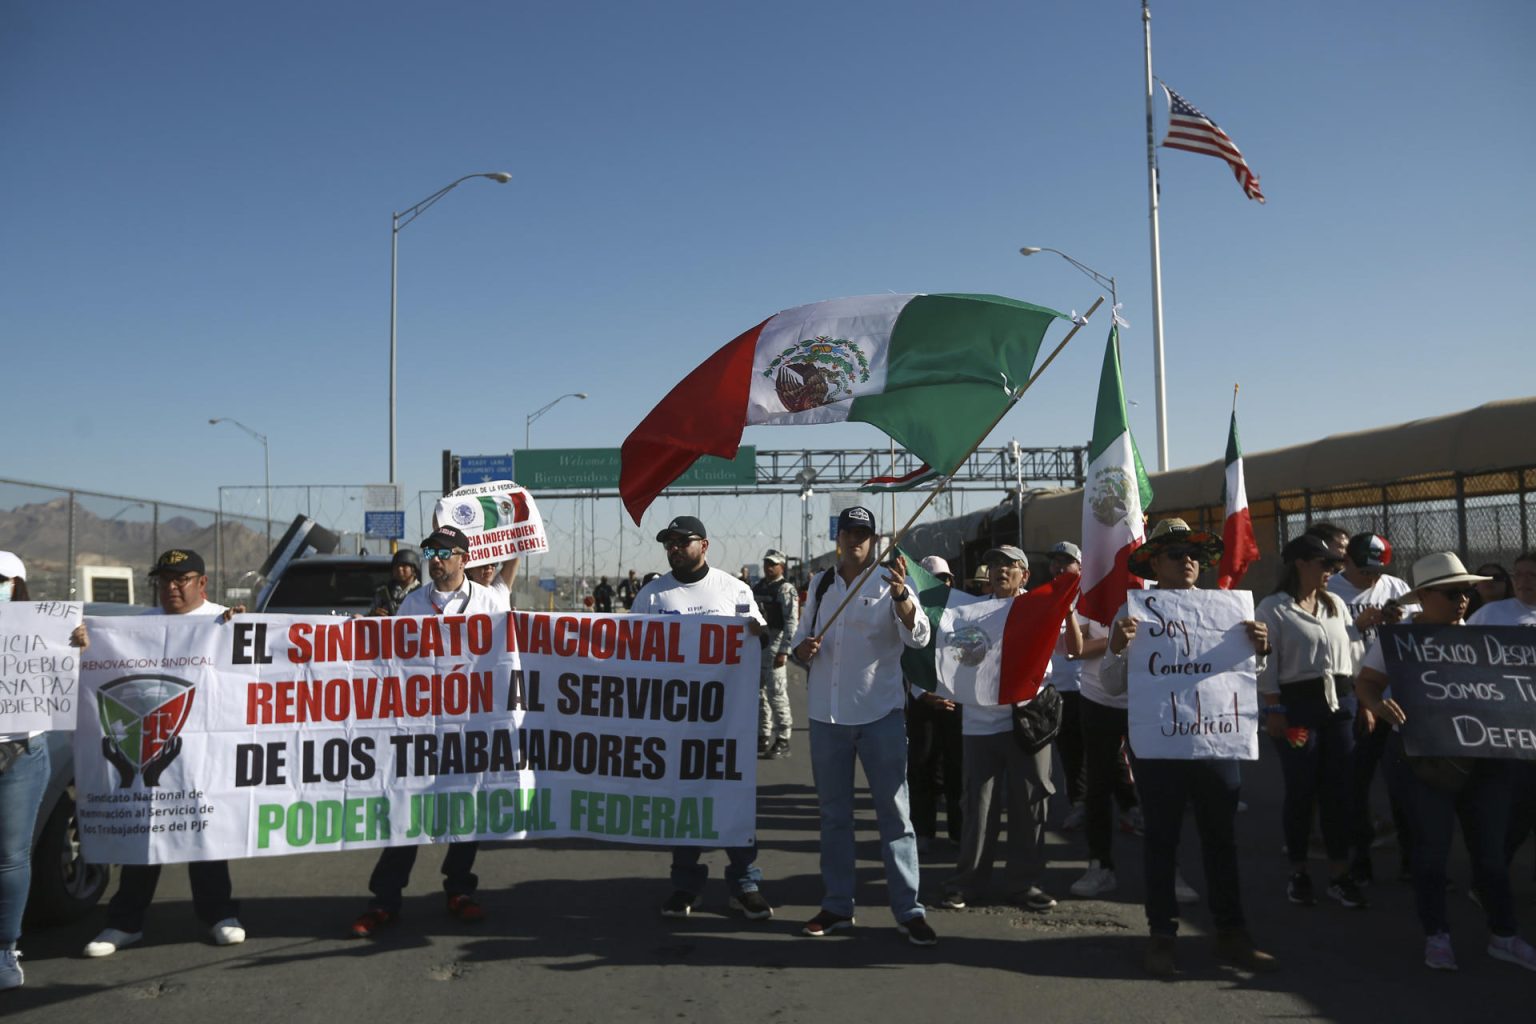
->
[1081, 697, 1137, 867]
[368, 842, 479, 914]
[907, 698, 963, 842]
[1056, 691, 1088, 805]
[106, 861, 237, 932]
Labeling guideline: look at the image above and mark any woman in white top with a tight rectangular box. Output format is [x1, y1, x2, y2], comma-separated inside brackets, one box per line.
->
[1255, 535, 1362, 910]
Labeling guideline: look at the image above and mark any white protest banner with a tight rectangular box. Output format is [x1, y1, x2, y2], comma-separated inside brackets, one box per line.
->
[0, 602, 83, 732]
[1126, 589, 1259, 760]
[435, 480, 549, 566]
[74, 610, 757, 864]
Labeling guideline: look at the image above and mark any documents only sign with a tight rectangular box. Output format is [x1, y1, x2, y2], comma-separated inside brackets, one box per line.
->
[516, 447, 756, 490]
[74, 611, 759, 864]
[1381, 624, 1536, 760]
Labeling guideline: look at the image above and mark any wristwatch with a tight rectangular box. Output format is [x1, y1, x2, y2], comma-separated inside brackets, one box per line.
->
[892, 589, 911, 604]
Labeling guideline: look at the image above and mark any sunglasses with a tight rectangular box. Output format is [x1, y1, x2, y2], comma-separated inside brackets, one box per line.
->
[1428, 587, 1474, 601]
[1162, 544, 1204, 561]
[421, 547, 461, 561]
[661, 535, 700, 549]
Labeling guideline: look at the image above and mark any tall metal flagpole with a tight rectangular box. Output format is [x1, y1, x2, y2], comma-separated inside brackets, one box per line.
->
[1143, 0, 1171, 471]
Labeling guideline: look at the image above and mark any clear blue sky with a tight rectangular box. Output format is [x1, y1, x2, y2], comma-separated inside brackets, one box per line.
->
[3, 1, 1533, 564]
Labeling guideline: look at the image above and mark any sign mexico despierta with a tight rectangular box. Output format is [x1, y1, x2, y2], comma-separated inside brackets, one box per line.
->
[1381, 623, 1536, 759]
[74, 610, 758, 864]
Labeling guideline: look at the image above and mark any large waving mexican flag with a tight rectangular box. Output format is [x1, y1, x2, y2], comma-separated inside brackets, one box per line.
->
[620, 293, 1066, 521]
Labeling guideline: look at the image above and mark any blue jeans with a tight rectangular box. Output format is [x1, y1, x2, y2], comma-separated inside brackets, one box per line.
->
[670, 840, 761, 897]
[1387, 736, 1517, 937]
[1271, 682, 1354, 864]
[809, 711, 922, 922]
[368, 842, 479, 914]
[1133, 757, 1245, 937]
[0, 738, 49, 947]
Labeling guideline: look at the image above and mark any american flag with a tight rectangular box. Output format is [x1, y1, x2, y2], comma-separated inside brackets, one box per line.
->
[1160, 83, 1265, 204]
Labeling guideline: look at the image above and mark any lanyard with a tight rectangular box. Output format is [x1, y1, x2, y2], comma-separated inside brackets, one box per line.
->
[430, 588, 472, 615]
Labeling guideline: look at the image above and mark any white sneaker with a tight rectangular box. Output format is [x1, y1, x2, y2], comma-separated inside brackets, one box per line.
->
[210, 918, 246, 946]
[1488, 933, 1536, 972]
[1174, 871, 1200, 905]
[0, 949, 22, 991]
[1062, 803, 1087, 831]
[1070, 861, 1118, 898]
[83, 928, 143, 958]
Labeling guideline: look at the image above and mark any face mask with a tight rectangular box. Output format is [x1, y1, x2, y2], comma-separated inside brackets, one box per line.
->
[0, 580, 12, 602]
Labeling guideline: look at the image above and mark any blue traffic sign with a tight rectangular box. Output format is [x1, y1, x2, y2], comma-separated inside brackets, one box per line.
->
[458, 454, 516, 484]
[364, 511, 405, 540]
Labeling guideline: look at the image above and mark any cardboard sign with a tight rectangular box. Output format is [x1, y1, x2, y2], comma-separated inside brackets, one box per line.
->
[0, 602, 83, 732]
[1381, 624, 1536, 760]
[435, 480, 549, 566]
[1126, 589, 1259, 760]
[74, 611, 759, 864]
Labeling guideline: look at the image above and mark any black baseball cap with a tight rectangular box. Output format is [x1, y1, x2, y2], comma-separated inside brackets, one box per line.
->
[149, 549, 206, 576]
[656, 515, 707, 542]
[421, 525, 470, 552]
[836, 505, 877, 534]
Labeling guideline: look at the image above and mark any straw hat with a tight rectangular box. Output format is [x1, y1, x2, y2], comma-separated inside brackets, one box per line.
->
[1126, 518, 1223, 580]
[1404, 552, 1491, 599]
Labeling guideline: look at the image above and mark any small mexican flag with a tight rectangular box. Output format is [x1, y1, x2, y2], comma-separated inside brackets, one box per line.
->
[1078, 326, 1153, 625]
[1217, 409, 1259, 589]
[620, 293, 1066, 521]
[859, 461, 941, 493]
[900, 549, 1078, 705]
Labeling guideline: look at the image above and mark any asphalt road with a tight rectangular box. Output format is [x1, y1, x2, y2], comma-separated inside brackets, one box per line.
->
[7, 670, 1534, 1022]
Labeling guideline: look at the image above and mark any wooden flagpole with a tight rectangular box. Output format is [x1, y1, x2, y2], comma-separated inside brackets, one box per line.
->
[812, 295, 1105, 637]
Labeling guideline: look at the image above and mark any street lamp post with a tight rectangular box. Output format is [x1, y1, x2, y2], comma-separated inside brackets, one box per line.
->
[389, 172, 513, 487]
[1020, 245, 1166, 470]
[524, 392, 588, 450]
[209, 417, 271, 550]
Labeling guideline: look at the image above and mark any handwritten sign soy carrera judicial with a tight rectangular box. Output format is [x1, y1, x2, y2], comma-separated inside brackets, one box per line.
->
[1126, 589, 1259, 760]
[0, 602, 83, 732]
[1381, 624, 1536, 760]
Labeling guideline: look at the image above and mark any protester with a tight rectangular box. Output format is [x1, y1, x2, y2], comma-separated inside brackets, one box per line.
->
[1355, 553, 1536, 972]
[1101, 519, 1277, 975]
[940, 545, 1065, 913]
[370, 548, 422, 615]
[1467, 552, 1536, 627]
[0, 553, 46, 989]
[465, 559, 515, 612]
[82, 549, 247, 957]
[1046, 543, 1089, 829]
[1070, 560, 1147, 900]
[592, 576, 615, 613]
[633, 516, 772, 921]
[351, 526, 505, 938]
[1466, 562, 1513, 619]
[1256, 535, 1364, 909]
[907, 555, 963, 852]
[752, 550, 798, 759]
[1322, 528, 1415, 883]
[792, 506, 936, 945]
[617, 569, 641, 611]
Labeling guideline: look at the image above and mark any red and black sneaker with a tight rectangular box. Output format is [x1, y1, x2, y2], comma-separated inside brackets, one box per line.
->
[350, 909, 398, 938]
[445, 894, 485, 923]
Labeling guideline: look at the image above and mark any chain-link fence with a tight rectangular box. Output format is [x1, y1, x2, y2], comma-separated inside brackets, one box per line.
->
[0, 478, 271, 607]
[1158, 466, 1536, 581]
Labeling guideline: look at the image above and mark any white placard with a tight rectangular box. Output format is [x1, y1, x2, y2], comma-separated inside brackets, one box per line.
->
[435, 480, 549, 566]
[1125, 589, 1259, 760]
[0, 602, 83, 732]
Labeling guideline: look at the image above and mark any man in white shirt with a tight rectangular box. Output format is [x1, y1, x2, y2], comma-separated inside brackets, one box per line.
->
[84, 549, 245, 957]
[466, 560, 515, 612]
[352, 526, 504, 938]
[791, 506, 936, 946]
[632, 516, 772, 922]
[1468, 553, 1536, 626]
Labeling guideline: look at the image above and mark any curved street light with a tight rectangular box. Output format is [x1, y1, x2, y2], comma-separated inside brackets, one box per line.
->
[209, 417, 271, 549]
[390, 172, 513, 486]
[525, 392, 589, 449]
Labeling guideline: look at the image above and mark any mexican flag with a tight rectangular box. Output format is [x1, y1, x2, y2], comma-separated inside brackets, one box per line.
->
[1078, 326, 1153, 625]
[620, 293, 1066, 521]
[860, 461, 940, 493]
[1217, 410, 1259, 589]
[900, 549, 1078, 705]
